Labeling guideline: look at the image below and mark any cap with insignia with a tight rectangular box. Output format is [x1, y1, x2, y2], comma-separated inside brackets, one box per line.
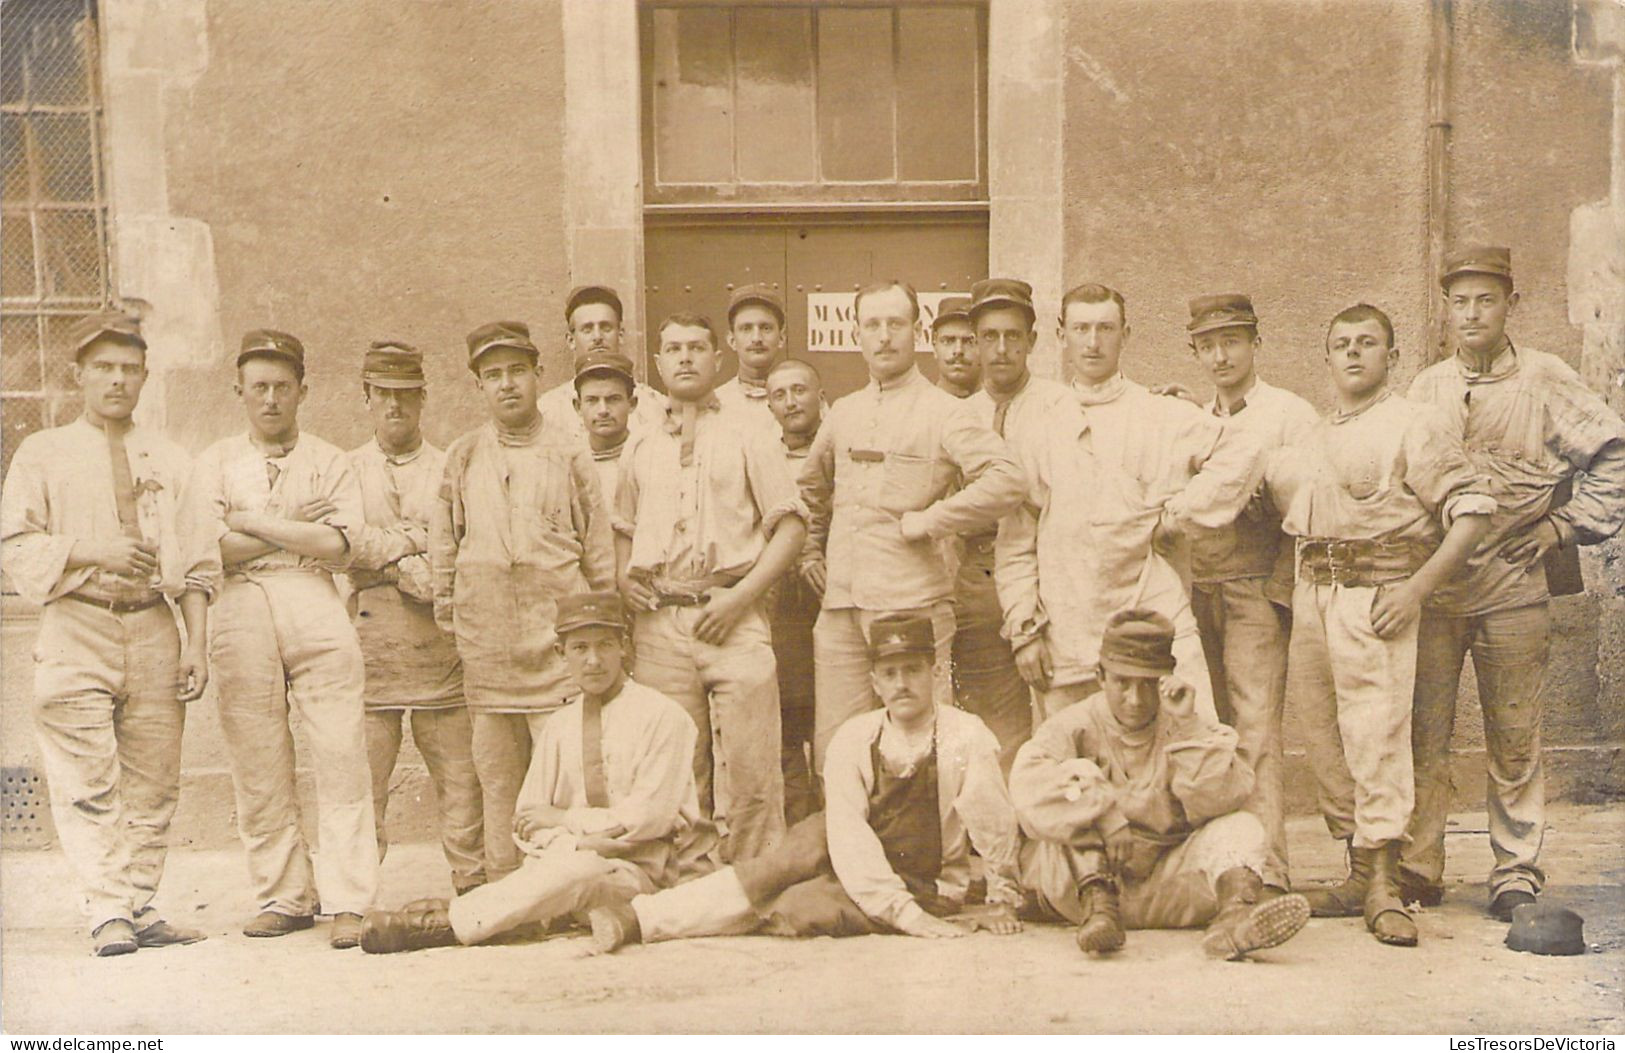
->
[361, 340, 426, 389]
[1505, 903, 1585, 956]
[565, 284, 624, 324]
[727, 283, 786, 325]
[466, 320, 539, 372]
[67, 310, 146, 360]
[1439, 245, 1513, 290]
[238, 329, 306, 370]
[867, 613, 936, 660]
[931, 295, 974, 331]
[555, 591, 628, 636]
[1186, 294, 1259, 337]
[968, 278, 1035, 322]
[1099, 607, 1177, 679]
[573, 350, 636, 388]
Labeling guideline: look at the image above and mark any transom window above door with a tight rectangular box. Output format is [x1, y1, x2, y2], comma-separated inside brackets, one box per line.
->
[642, 3, 987, 206]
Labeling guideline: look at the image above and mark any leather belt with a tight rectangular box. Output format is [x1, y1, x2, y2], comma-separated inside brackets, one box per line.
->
[1297, 537, 1425, 588]
[60, 592, 167, 615]
[651, 571, 741, 609]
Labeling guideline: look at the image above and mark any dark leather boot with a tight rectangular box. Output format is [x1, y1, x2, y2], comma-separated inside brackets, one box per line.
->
[359, 900, 459, 954]
[1364, 841, 1418, 947]
[1201, 867, 1311, 960]
[1301, 839, 1371, 918]
[1074, 878, 1125, 954]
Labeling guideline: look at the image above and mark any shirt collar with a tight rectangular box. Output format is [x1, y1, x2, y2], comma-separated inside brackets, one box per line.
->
[1331, 388, 1392, 425]
[872, 364, 925, 394]
[1453, 339, 1520, 384]
[661, 394, 723, 434]
[249, 431, 299, 458]
[1072, 372, 1128, 406]
[735, 374, 769, 399]
[377, 437, 425, 466]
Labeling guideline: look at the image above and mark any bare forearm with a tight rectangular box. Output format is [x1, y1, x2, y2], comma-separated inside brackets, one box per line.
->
[232, 513, 348, 561]
[734, 517, 806, 604]
[178, 590, 208, 651]
[1410, 515, 1490, 599]
[220, 531, 278, 566]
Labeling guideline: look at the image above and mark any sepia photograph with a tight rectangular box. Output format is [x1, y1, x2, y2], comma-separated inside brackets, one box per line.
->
[0, 0, 1621, 1037]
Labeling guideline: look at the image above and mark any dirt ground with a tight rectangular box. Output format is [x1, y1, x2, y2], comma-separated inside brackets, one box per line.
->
[2, 803, 1620, 1035]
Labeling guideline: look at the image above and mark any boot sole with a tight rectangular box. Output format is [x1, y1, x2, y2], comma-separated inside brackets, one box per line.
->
[1206, 894, 1311, 960]
[587, 907, 632, 955]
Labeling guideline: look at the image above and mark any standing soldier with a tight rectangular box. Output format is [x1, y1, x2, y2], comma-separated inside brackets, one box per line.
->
[1, 311, 216, 956]
[345, 342, 484, 896]
[716, 283, 787, 433]
[537, 285, 666, 445]
[766, 358, 827, 821]
[801, 280, 1026, 770]
[616, 312, 808, 860]
[1269, 304, 1493, 947]
[929, 295, 980, 399]
[572, 350, 640, 507]
[1403, 248, 1625, 920]
[433, 321, 616, 882]
[192, 329, 378, 949]
[1174, 295, 1318, 895]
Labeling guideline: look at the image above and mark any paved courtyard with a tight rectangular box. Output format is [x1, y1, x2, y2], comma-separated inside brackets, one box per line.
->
[2, 804, 1620, 1034]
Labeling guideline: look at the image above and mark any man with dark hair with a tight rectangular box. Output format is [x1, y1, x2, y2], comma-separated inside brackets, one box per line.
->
[191, 329, 378, 948]
[537, 284, 666, 444]
[358, 592, 714, 954]
[588, 612, 1022, 951]
[1403, 248, 1625, 920]
[433, 321, 616, 883]
[1155, 295, 1319, 895]
[572, 350, 639, 505]
[1, 311, 216, 956]
[801, 280, 1026, 771]
[929, 296, 980, 399]
[346, 342, 484, 896]
[717, 283, 787, 433]
[1268, 303, 1493, 947]
[1013, 608, 1312, 960]
[616, 312, 808, 860]
[766, 357, 827, 821]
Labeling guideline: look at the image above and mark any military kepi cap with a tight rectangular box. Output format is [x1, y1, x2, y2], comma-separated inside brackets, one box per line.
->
[1187, 294, 1259, 336]
[466, 320, 539, 371]
[968, 278, 1035, 321]
[932, 295, 973, 330]
[574, 350, 636, 388]
[1099, 607, 1177, 679]
[67, 310, 146, 359]
[565, 284, 623, 323]
[728, 282, 786, 325]
[1505, 903, 1585, 956]
[362, 340, 426, 389]
[238, 329, 306, 370]
[868, 613, 936, 660]
[1440, 245, 1512, 290]
[555, 591, 627, 636]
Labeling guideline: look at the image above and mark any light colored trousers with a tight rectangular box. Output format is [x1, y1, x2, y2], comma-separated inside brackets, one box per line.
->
[211, 574, 377, 916]
[1287, 580, 1416, 850]
[470, 710, 555, 882]
[365, 706, 485, 890]
[448, 848, 652, 945]
[31, 600, 185, 929]
[1191, 577, 1291, 888]
[812, 602, 955, 770]
[1405, 603, 1549, 898]
[633, 604, 785, 861]
[1022, 811, 1267, 929]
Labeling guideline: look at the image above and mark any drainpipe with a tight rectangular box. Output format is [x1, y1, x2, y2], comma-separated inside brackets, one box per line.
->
[1426, 0, 1455, 363]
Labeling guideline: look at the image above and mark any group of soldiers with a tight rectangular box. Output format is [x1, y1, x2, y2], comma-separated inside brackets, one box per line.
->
[4, 246, 1622, 965]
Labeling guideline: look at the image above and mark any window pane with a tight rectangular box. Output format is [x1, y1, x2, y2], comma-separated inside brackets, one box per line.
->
[2, 395, 45, 478]
[1, 211, 36, 299]
[2, 115, 30, 204]
[817, 8, 896, 182]
[41, 312, 85, 390]
[36, 208, 101, 298]
[1, 315, 41, 391]
[651, 7, 734, 185]
[734, 8, 815, 183]
[26, 10, 90, 108]
[32, 114, 94, 203]
[897, 7, 979, 182]
[1, 25, 25, 105]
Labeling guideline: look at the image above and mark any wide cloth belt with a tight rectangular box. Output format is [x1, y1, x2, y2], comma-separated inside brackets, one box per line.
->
[651, 572, 743, 609]
[60, 591, 166, 615]
[1296, 537, 1427, 587]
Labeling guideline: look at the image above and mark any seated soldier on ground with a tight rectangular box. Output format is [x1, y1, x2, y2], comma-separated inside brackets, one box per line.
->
[358, 592, 714, 953]
[589, 612, 1023, 950]
[1010, 608, 1312, 960]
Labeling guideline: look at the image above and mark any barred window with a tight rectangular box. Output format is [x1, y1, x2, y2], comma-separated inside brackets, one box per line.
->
[1, 0, 113, 477]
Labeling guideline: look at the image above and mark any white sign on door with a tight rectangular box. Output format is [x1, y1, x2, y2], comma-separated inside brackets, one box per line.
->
[806, 291, 969, 352]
